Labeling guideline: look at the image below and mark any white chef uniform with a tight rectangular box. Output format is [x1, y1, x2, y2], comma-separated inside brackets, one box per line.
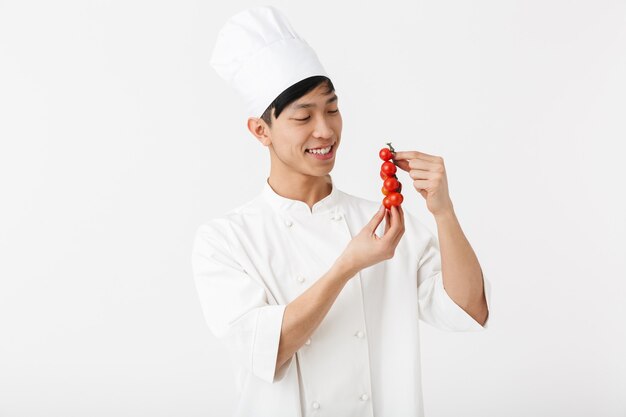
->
[191, 174, 492, 417]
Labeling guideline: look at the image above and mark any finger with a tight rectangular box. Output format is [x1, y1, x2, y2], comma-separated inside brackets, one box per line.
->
[381, 205, 401, 242]
[393, 150, 440, 163]
[413, 179, 431, 191]
[408, 169, 432, 181]
[383, 206, 391, 234]
[393, 204, 404, 222]
[389, 205, 406, 244]
[394, 158, 411, 173]
[408, 158, 440, 171]
[394, 156, 440, 175]
[366, 204, 386, 234]
[390, 205, 405, 246]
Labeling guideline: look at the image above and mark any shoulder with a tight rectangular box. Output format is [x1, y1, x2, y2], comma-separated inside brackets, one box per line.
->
[193, 194, 269, 247]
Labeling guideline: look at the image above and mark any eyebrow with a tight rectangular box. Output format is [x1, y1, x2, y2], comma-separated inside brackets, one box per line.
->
[290, 94, 338, 110]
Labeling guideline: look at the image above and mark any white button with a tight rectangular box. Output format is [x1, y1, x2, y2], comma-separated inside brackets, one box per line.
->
[297, 275, 306, 283]
[284, 219, 293, 227]
[305, 338, 311, 345]
[356, 330, 365, 338]
[312, 401, 320, 409]
[360, 393, 369, 401]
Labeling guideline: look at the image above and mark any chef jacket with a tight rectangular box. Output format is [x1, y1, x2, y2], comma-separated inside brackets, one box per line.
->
[191, 174, 491, 417]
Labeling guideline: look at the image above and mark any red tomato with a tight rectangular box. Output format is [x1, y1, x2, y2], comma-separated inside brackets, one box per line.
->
[388, 192, 404, 206]
[383, 177, 399, 192]
[381, 161, 397, 176]
[379, 148, 392, 161]
[379, 142, 399, 209]
[383, 196, 393, 210]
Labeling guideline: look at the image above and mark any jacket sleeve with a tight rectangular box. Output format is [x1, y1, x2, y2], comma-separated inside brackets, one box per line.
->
[191, 221, 292, 384]
[412, 215, 492, 332]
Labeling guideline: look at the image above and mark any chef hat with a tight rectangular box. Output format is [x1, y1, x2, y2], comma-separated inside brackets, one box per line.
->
[209, 5, 330, 119]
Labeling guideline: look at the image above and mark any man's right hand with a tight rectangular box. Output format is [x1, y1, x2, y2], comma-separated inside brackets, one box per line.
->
[338, 204, 405, 275]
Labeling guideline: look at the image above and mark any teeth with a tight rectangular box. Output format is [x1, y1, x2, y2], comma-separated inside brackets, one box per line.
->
[307, 145, 332, 155]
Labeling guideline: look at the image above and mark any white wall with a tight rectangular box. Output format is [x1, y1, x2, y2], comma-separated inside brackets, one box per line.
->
[1, 1, 624, 416]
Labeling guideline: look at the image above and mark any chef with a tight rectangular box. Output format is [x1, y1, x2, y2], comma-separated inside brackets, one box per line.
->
[192, 6, 491, 417]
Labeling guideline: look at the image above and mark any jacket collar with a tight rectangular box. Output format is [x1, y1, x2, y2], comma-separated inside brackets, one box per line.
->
[262, 175, 342, 215]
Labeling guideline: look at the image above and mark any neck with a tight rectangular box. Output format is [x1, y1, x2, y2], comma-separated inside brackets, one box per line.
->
[267, 171, 333, 212]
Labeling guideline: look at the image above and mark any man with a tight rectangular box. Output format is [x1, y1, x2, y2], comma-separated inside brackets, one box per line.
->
[192, 6, 490, 417]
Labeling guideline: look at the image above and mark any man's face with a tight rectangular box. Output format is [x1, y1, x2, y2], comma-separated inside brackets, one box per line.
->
[265, 83, 342, 177]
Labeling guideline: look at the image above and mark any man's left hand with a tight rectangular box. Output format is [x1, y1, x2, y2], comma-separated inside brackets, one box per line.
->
[392, 150, 454, 217]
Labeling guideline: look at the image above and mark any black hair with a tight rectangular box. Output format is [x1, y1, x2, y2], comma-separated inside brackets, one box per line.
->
[260, 75, 335, 127]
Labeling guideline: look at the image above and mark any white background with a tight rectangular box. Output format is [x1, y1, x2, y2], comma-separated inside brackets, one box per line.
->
[1, 1, 625, 416]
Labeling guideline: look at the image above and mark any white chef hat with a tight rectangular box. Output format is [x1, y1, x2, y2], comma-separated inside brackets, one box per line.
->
[209, 5, 330, 119]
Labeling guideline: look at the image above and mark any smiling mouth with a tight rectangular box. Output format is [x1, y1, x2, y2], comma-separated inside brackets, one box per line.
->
[305, 144, 335, 155]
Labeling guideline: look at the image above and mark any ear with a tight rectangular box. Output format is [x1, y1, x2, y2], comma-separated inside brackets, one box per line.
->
[247, 117, 272, 147]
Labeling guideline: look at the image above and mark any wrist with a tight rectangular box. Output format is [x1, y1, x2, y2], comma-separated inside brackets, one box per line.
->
[334, 255, 359, 282]
[433, 207, 456, 222]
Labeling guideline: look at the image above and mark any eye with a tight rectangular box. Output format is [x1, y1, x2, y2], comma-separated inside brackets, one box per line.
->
[294, 109, 338, 122]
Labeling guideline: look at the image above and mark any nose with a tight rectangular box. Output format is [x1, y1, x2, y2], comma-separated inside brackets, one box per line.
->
[312, 115, 334, 139]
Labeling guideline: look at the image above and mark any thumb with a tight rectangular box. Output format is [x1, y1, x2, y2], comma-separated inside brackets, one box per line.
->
[394, 158, 410, 172]
[365, 204, 386, 233]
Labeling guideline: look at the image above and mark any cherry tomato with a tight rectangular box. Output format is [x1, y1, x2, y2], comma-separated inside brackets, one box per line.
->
[383, 177, 399, 192]
[379, 142, 400, 209]
[381, 161, 397, 176]
[388, 192, 404, 206]
[379, 148, 392, 161]
[383, 195, 393, 210]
